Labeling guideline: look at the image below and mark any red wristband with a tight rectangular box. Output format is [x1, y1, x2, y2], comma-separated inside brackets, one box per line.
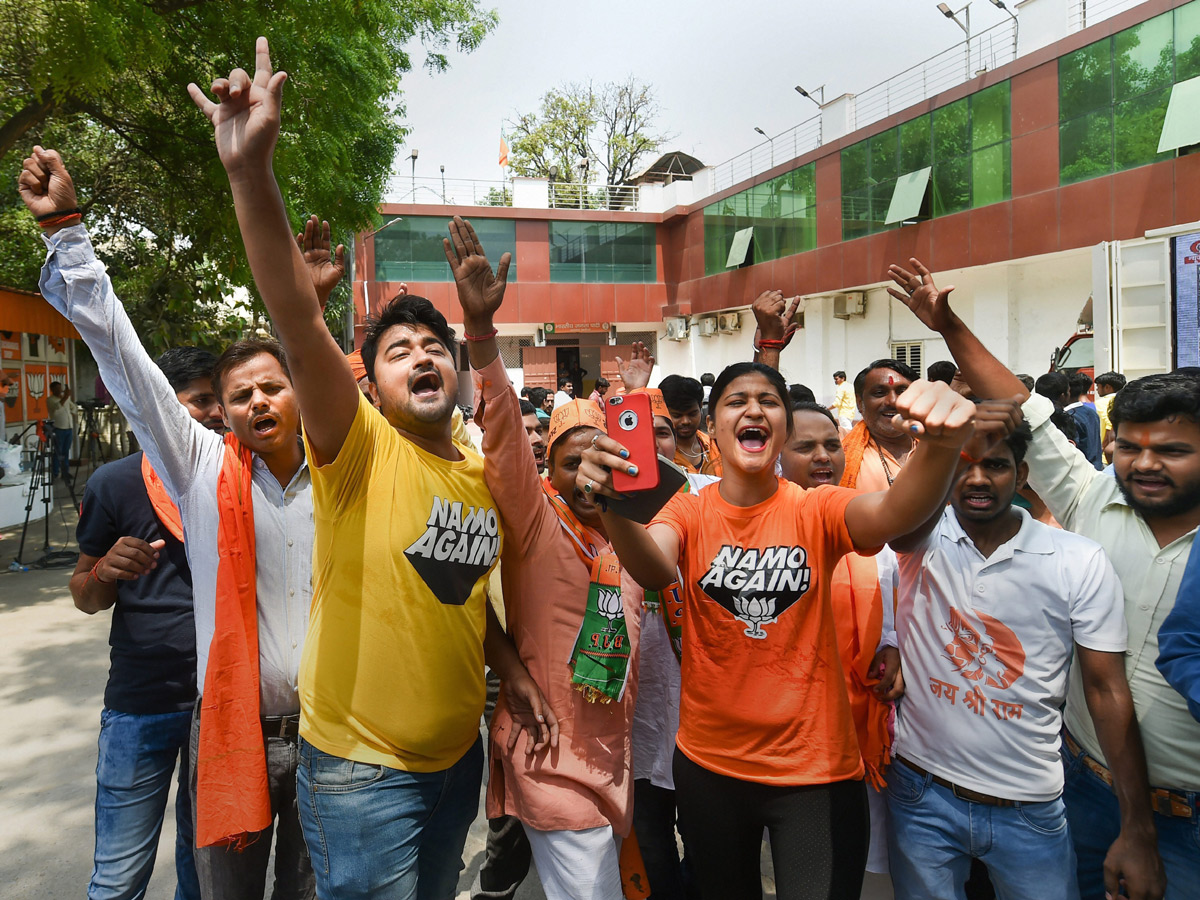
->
[88, 559, 114, 585]
[960, 451, 982, 465]
[39, 213, 83, 229]
[463, 328, 497, 343]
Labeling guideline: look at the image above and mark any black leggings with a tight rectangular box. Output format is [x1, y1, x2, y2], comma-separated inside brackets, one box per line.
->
[672, 749, 868, 900]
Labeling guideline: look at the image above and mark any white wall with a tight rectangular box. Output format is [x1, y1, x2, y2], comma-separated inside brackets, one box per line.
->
[659, 248, 1092, 404]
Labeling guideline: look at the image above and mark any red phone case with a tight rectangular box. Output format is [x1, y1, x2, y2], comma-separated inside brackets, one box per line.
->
[606, 393, 661, 493]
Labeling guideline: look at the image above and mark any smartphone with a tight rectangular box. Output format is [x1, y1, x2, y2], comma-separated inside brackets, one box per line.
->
[605, 393, 660, 493]
[604, 455, 687, 524]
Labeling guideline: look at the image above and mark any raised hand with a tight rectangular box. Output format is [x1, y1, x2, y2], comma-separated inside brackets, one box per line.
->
[962, 396, 1026, 461]
[18, 147, 79, 222]
[752, 290, 802, 342]
[892, 379, 976, 450]
[296, 215, 346, 311]
[187, 36, 287, 175]
[887, 258, 956, 333]
[614, 341, 655, 392]
[444, 216, 511, 332]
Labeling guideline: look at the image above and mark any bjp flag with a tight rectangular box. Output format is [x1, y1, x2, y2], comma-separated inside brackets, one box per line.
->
[499, 133, 509, 168]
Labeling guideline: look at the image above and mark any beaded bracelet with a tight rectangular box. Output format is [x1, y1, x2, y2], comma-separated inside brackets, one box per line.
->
[463, 327, 498, 342]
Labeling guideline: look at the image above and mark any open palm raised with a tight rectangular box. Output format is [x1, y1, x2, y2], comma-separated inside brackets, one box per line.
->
[443, 216, 511, 328]
[187, 36, 287, 175]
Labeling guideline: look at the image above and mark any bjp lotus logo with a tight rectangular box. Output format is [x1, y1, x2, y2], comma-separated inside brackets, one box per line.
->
[596, 588, 624, 630]
[27, 373, 45, 400]
[733, 596, 778, 639]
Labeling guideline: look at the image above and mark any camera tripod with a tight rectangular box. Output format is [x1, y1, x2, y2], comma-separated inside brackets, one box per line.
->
[71, 400, 111, 489]
[12, 421, 78, 570]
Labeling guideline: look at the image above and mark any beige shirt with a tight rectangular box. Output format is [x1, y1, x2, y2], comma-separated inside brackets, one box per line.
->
[1023, 393, 1199, 790]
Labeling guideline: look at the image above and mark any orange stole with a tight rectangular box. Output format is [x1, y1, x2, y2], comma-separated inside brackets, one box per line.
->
[839, 421, 872, 489]
[140, 454, 184, 542]
[195, 435, 272, 848]
[830, 552, 892, 789]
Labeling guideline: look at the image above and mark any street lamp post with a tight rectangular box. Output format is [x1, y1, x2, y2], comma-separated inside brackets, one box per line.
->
[795, 84, 826, 144]
[410, 148, 419, 200]
[348, 215, 404, 346]
[754, 126, 775, 168]
[937, 3, 972, 80]
[440, 164, 446, 203]
[988, 0, 1019, 59]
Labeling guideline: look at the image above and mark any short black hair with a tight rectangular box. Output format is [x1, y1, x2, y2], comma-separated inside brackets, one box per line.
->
[708, 362, 793, 435]
[212, 338, 291, 400]
[853, 359, 917, 398]
[519, 399, 538, 417]
[659, 374, 704, 412]
[1068, 371, 1093, 398]
[1034, 371, 1069, 401]
[927, 360, 957, 384]
[833, 370, 846, 380]
[360, 295, 456, 384]
[791, 400, 837, 427]
[1001, 420, 1033, 465]
[558, 376, 572, 389]
[1016, 373, 1036, 392]
[1049, 407, 1078, 444]
[156, 347, 218, 394]
[595, 377, 609, 390]
[519, 387, 531, 399]
[1095, 371, 1127, 392]
[528, 387, 548, 408]
[1109, 371, 1200, 432]
[700, 372, 715, 386]
[788, 383, 816, 403]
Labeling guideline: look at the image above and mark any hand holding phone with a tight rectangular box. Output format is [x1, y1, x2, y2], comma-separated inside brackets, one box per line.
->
[605, 393, 660, 493]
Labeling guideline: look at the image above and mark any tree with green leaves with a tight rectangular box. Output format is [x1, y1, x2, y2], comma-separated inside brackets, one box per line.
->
[0, 0, 498, 352]
[506, 77, 669, 197]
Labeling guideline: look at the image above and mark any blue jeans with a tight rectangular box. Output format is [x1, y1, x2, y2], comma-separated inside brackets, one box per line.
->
[885, 758, 1077, 900]
[89, 708, 200, 900]
[52, 425, 72, 478]
[297, 736, 483, 900]
[1062, 738, 1200, 900]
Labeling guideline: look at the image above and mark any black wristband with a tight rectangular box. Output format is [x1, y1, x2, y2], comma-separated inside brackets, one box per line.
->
[35, 207, 82, 223]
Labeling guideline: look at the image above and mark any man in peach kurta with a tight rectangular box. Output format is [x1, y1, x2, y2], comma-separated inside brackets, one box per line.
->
[474, 356, 644, 900]
[840, 359, 918, 493]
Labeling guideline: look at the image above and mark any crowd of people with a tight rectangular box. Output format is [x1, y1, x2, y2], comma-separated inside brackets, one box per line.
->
[13, 37, 1199, 900]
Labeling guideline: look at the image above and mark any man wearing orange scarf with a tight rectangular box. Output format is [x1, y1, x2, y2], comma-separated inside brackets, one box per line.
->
[840, 359, 918, 493]
[449, 217, 648, 900]
[24, 149, 340, 898]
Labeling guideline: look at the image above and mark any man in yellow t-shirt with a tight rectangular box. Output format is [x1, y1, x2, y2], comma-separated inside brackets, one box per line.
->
[190, 42, 555, 899]
[829, 370, 856, 430]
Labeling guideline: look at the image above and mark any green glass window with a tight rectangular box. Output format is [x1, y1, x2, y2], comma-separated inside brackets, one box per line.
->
[1176, 1, 1200, 80]
[1114, 85, 1173, 170]
[933, 99, 970, 159]
[704, 163, 818, 274]
[549, 221, 656, 283]
[1059, 3, 1200, 185]
[972, 82, 1011, 150]
[374, 216, 518, 282]
[1060, 41, 1113, 120]
[972, 143, 1010, 208]
[900, 115, 932, 173]
[1114, 13, 1173, 102]
[932, 154, 970, 216]
[1061, 109, 1114, 184]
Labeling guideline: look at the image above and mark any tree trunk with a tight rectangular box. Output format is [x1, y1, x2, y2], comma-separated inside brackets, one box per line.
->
[0, 89, 58, 162]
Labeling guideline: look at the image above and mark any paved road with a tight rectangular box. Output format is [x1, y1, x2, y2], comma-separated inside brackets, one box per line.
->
[0, 486, 890, 899]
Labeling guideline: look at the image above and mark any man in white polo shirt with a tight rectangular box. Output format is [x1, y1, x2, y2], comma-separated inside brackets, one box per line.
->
[887, 421, 1161, 899]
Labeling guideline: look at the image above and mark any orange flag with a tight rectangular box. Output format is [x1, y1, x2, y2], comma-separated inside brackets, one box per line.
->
[499, 133, 510, 168]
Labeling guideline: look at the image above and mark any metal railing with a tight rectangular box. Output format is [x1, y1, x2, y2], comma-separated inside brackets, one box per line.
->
[854, 20, 1018, 126]
[1068, 0, 1148, 30]
[709, 116, 823, 195]
[382, 176, 512, 207]
[381, 176, 639, 210]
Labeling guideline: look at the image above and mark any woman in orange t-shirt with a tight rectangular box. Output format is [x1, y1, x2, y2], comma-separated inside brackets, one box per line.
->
[578, 361, 978, 900]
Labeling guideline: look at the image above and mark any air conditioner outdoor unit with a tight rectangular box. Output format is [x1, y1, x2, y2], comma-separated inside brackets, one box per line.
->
[697, 317, 718, 338]
[832, 292, 866, 319]
[717, 312, 742, 334]
[535, 327, 547, 347]
[664, 317, 690, 342]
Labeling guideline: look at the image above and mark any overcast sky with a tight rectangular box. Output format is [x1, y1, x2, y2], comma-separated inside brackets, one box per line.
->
[391, 0, 1023, 193]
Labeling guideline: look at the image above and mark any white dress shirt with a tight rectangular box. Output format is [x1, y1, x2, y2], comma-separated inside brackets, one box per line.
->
[39, 225, 312, 716]
[1023, 392, 1200, 790]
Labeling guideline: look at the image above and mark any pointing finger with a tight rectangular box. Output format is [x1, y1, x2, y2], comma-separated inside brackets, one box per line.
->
[254, 35, 273, 86]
